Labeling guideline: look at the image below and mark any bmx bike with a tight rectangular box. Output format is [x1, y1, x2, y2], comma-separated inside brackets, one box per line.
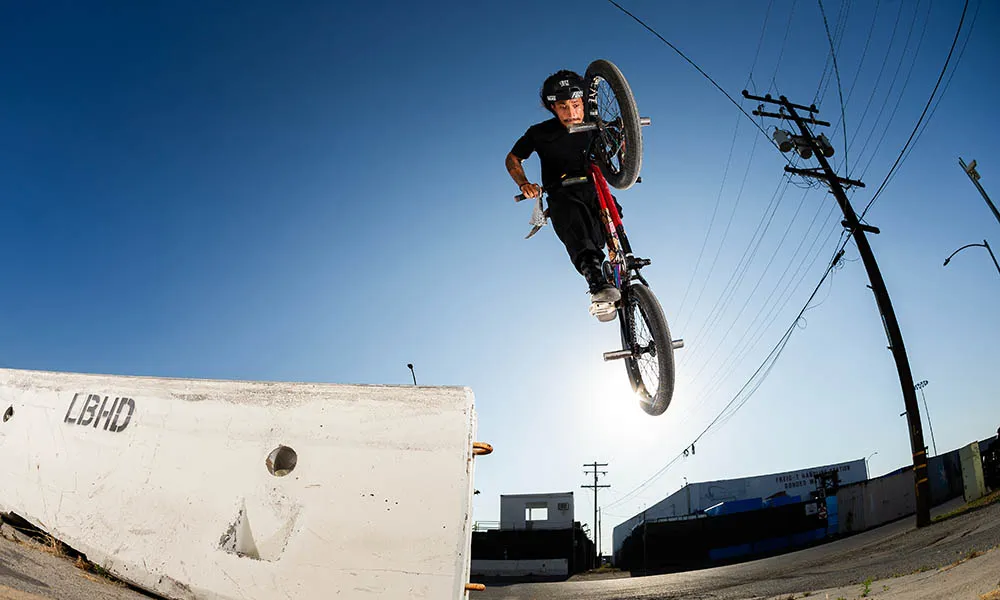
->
[515, 59, 682, 416]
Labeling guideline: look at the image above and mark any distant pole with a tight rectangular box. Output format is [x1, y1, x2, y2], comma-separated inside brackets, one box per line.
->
[407, 363, 417, 385]
[582, 462, 610, 568]
[642, 508, 647, 576]
[959, 157, 1000, 226]
[914, 380, 937, 456]
[943, 240, 1000, 276]
[597, 508, 604, 568]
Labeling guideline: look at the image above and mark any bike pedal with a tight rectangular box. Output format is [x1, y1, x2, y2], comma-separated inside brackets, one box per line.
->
[603, 349, 632, 361]
[672, 339, 685, 350]
[589, 301, 617, 322]
[589, 301, 617, 314]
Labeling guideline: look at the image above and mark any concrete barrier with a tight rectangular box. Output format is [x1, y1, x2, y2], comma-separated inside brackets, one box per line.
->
[0, 368, 480, 599]
[470, 559, 569, 577]
[960, 442, 986, 502]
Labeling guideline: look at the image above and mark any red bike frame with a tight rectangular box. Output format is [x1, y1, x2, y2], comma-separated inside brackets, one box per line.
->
[589, 163, 630, 287]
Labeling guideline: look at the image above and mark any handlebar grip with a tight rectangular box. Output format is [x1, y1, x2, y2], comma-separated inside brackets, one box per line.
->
[514, 193, 526, 202]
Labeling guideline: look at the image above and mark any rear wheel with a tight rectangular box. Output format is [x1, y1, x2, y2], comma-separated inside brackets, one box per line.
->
[585, 59, 643, 190]
[621, 283, 675, 416]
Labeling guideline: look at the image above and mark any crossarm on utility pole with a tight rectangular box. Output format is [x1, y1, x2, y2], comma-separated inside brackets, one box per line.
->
[785, 166, 865, 188]
[753, 110, 831, 127]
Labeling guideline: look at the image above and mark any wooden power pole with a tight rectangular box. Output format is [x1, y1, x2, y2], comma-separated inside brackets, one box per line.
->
[744, 90, 932, 528]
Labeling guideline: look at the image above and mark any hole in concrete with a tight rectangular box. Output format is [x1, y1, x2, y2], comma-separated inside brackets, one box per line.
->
[266, 445, 297, 477]
[2, 406, 12, 422]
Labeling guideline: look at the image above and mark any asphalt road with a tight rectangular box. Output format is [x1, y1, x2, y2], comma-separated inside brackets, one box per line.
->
[478, 498, 1000, 600]
[1, 499, 998, 600]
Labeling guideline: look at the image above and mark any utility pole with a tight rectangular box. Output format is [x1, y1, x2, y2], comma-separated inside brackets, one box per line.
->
[597, 508, 602, 566]
[743, 90, 932, 528]
[959, 158, 1000, 226]
[582, 462, 610, 567]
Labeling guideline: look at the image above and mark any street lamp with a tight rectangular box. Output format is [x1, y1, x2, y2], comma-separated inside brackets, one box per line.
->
[865, 451, 878, 477]
[914, 380, 937, 456]
[943, 240, 1000, 276]
[407, 363, 417, 385]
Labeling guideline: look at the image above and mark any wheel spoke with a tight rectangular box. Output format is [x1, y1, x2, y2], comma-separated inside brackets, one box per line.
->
[628, 294, 660, 398]
[592, 77, 626, 173]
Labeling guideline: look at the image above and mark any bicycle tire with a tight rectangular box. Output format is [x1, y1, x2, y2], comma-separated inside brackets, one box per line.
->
[621, 283, 675, 416]
[585, 59, 643, 190]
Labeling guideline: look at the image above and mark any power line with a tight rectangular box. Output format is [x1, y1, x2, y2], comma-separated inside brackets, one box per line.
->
[814, 0, 852, 107]
[860, 0, 971, 218]
[748, 0, 776, 84]
[769, 0, 798, 94]
[851, 0, 930, 181]
[604, 0, 793, 162]
[676, 133, 761, 334]
[675, 115, 743, 328]
[685, 204, 841, 422]
[684, 186, 822, 380]
[844, 0, 906, 160]
[679, 174, 792, 369]
[890, 0, 982, 181]
[841, 0, 881, 108]
[818, 0, 849, 174]
[677, 1, 787, 330]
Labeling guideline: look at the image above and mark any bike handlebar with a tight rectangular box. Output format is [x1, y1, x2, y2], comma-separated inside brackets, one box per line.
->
[514, 176, 590, 202]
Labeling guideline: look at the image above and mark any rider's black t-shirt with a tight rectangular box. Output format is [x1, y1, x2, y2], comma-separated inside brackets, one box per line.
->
[510, 118, 594, 189]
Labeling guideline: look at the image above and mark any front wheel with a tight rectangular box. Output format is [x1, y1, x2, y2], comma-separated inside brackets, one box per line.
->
[620, 283, 675, 416]
[585, 59, 643, 191]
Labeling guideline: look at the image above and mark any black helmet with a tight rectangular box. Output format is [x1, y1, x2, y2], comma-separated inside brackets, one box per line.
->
[541, 70, 585, 107]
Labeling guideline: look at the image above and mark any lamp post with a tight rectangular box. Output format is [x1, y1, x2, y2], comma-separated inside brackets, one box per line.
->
[959, 158, 1000, 226]
[943, 240, 1000, 276]
[865, 451, 878, 477]
[914, 380, 937, 456]
[407, 363, 417, 385]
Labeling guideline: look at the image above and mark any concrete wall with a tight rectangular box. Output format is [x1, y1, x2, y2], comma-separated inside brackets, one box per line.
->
[836, 469, 916, 535]
[0, 368, 480, 600]
[500, 493, 574, 530]
[471, 559, 568, 577]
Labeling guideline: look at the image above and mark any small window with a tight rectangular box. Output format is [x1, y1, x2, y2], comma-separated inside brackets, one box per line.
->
[526, 507, 548, 521]
[525, 503, 548, 521]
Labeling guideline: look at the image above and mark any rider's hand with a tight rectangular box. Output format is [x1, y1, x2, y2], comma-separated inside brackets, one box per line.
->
[519, 182, 541, 199]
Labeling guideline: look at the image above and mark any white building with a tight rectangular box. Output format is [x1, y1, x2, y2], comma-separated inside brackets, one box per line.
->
[612, 458, 866, 562]
[472, 492, 584, 579]
[500, 492, 574, 530]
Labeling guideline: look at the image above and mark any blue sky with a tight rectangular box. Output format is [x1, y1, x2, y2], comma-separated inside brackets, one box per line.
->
[2, 1, 998, 555]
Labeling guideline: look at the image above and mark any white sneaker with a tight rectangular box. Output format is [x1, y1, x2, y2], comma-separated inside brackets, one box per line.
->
[589, 287, 620, 322]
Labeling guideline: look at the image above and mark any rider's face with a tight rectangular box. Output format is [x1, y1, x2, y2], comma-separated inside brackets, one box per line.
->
[552, 98, 585, 127]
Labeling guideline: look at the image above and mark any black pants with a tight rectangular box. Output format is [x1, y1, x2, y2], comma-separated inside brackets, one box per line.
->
[547, 184, 622, 273]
